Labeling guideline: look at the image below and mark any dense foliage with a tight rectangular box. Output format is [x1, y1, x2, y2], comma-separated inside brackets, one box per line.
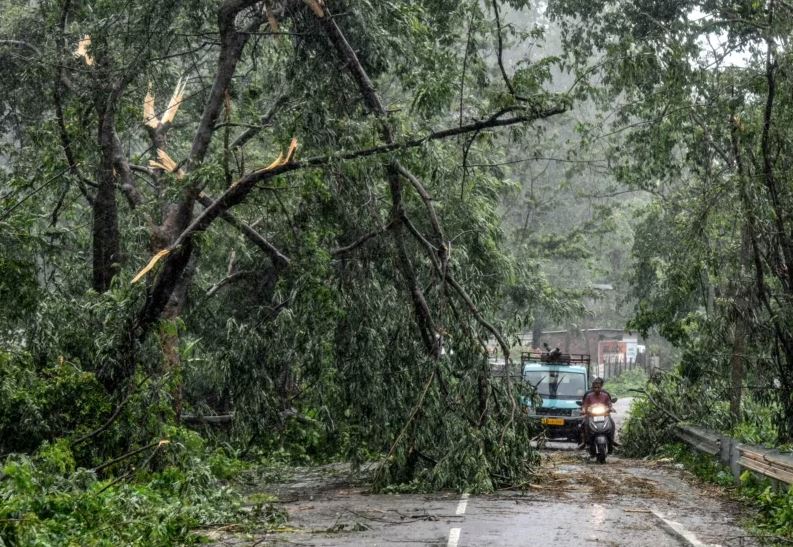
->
[0, 436, 262, 546]
[549, 0, 793, 444]
[1, 0, 590, 521]
[5, 0, 793, 541]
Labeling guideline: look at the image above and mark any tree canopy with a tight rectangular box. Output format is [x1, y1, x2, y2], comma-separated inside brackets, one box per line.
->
[3, 0, 793, 543]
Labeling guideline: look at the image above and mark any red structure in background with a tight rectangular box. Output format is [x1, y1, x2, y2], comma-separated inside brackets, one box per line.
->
[598, 340, 627, 365]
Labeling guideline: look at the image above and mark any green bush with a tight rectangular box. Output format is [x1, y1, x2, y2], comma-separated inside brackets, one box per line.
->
[619, 367, 735, 457]
[0, 437, 279, 546]
[0, 352, 109, 455]
[739, 471, 793, 539]
[729, 399, 780, 448]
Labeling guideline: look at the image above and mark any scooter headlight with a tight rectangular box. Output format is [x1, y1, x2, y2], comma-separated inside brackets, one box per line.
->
[590, 404, 608, 416]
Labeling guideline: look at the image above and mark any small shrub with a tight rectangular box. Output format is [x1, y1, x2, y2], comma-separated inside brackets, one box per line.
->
[0, 351, 109, 455]
[739, 471, 793, 539]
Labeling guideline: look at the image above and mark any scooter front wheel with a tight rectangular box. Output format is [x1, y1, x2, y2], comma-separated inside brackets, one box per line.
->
[595, 436, 608, 464]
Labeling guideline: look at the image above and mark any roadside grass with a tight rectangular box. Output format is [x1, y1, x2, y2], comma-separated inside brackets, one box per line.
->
[662, 443, 793, 543]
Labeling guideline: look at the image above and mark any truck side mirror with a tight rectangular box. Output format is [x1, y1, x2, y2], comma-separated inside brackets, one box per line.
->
[611, 396, 618, 403]
[575, 400, 582, 407]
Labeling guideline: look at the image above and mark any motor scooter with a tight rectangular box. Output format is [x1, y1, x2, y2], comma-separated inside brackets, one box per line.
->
[576, 400, 617, 464]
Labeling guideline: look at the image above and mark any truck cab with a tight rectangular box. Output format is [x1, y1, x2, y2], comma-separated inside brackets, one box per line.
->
[522, 351, 590, 442]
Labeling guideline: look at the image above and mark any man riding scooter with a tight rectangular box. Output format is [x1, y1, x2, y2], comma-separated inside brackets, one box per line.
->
[577, 377, 618, 452]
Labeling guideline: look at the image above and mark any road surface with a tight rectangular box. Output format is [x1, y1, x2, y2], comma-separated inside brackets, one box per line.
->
[208, 398, 757, 546]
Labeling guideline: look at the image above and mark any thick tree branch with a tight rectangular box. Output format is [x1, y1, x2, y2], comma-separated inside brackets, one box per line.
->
[491, 0, 515, 97]
[188, 0, 264, 169]
[196, 192, 290, 265]
[206, 270, 255, 297]
[331, 221, 394, 256]
[165, 109, 561, 263]
[395, 162, 450, 281]
[94, 108, 123, 292]
[395, 163, 445, 244]
[385, 164, 439, 356]
[401, 213, 442, 274]
[760, 14, 793, 291]
[305, 1, 442, 355]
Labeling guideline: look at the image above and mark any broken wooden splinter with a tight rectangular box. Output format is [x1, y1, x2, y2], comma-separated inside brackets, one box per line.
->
[131, 249, 172, 284]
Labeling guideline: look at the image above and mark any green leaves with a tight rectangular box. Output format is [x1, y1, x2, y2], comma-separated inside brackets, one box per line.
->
[0, 437, 258, 547]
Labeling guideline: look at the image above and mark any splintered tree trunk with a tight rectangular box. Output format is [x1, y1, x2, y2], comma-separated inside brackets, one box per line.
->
[93, 113, 121, 292]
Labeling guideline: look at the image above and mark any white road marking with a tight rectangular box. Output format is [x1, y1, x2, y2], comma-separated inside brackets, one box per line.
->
[447, 527, 461, 547]
[455, 493, 469, 515]
[652, 510, 723, 547]
[447, 494, 468, 546]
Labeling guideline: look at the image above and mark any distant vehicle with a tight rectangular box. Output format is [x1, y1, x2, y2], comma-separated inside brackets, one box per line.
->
[522, 351, 590, 443]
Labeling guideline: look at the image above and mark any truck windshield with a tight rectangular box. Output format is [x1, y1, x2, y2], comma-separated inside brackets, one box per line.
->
[524, 370, 586, 400]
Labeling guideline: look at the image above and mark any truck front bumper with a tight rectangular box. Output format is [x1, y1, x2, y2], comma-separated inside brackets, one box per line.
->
[529, 415, 583, 441]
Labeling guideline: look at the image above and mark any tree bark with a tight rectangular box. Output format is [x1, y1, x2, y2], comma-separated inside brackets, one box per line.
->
[728, 316, 747, 425]
[728, 221, 753, 426]
[93, 110, 121, 292]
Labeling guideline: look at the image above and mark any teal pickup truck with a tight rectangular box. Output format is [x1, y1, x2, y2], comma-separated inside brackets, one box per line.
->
[522, 351, 590, 442]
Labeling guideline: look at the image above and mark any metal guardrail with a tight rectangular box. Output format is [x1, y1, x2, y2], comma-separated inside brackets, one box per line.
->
[738, 445, 793, 485]
[675, 423, 793, 486]
[674, 424, 720, 456]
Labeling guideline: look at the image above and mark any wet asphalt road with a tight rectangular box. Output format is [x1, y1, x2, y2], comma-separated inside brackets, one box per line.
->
[209, 398, 757, 546]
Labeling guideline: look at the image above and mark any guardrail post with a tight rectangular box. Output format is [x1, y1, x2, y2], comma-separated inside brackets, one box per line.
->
[730, 442, 742, 483]
[719, 436, 742, 483]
